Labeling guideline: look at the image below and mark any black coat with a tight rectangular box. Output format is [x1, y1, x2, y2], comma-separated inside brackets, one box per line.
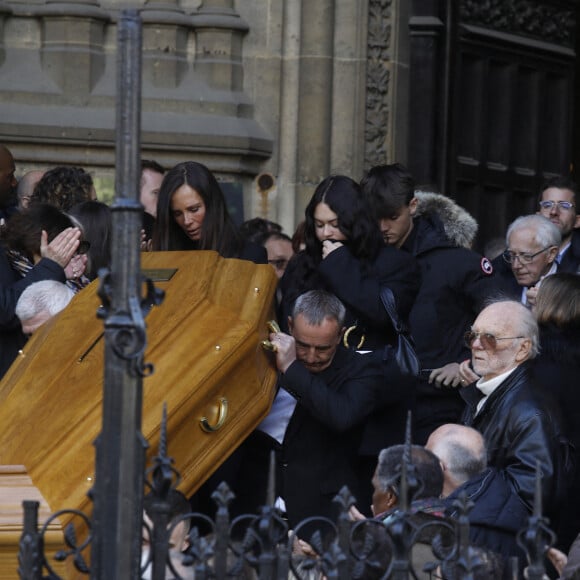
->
[461, 362, 565, 515]
[280, 244, 420, 350]
[278, 346, 383, 527]
[443, 467, 529, 566]
[558, 228, 580, 274]
[402, 215, 500, 442]
[403, 215, 499, 368]
[0, 243, 66, 379]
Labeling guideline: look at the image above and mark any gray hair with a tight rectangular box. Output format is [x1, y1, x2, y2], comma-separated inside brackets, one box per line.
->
[291, 289, 346, 327]
[376, 444, 443, 500]
[506, 214, 561, 249]
[443, 440, 487, 485]
[16, 281, 74, 323]
[484, 298, 540, 359]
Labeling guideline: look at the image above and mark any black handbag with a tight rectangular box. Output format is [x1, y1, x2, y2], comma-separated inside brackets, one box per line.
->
[380, 287, 420, 378]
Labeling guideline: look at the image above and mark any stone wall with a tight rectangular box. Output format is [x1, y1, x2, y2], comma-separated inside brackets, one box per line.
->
[0, 0, 409, 231]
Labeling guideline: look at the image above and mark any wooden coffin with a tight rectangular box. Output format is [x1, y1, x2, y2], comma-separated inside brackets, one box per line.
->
[0, 251, 278, 578]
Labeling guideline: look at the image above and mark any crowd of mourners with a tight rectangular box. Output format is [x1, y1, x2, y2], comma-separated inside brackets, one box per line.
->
[1, 142, 580, 579]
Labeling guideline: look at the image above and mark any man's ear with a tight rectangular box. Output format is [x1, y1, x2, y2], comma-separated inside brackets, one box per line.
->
[515, 338, 532, 363]
[409, 197, 419, 217]
[384, 489, 398, 510]
[547, 246, 559, 263]
[574, 213, 580, 229]
[287, 316, 293, 333]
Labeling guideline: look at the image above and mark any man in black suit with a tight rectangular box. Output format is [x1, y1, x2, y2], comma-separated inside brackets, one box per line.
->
[257, 289, 383, 527]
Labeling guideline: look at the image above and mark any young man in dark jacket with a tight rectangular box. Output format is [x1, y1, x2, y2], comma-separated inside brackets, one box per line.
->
[361, 164, 500, 443]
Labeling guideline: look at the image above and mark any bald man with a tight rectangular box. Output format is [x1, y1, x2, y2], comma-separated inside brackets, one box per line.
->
[16, 169, 45, 210]
[425, 424, 487, 498]
[426, 423, 529, 571]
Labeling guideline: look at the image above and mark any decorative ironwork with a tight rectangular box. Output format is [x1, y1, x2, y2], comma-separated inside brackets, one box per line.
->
[459, 0, 576, 47]
[19, 419, 555, 579]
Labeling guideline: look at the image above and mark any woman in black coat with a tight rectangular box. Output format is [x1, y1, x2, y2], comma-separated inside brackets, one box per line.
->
[279, 175, 420, 348]
[533, 273, 580, 552]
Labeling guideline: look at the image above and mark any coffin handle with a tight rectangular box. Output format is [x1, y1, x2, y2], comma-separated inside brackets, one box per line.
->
[200, 397, 228, 432]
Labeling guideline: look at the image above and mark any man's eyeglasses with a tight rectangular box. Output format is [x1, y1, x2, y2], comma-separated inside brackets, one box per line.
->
[502, 246, 553, 264]
[538, 200, 575, 211]
[464, 331, 525, 351]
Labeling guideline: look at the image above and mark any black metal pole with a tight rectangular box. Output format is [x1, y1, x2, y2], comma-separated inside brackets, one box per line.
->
[91, 10, 145, 580]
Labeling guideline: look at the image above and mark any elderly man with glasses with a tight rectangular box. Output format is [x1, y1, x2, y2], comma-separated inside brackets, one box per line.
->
[494, 214, 561, 307]
[537, 175, 580, 273]
[457, 300, 567, 523]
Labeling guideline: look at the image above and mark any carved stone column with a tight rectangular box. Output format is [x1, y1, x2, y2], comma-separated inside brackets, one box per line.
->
[364, 0, 410, 170]
[191, 0, 248, 91]
[37, 0, 110, 94]
[141, 0, 191, 88]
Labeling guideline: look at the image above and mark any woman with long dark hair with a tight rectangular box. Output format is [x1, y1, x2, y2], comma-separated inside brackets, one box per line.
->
[280, 175, 420, 348]
[152, 161, 265, 262]
[70, 200, 112, 280]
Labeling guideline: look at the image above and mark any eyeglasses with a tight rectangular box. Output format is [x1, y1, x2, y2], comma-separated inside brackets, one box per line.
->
[77, 240, 91, 255]
[539, 200, 575, 211]
[502, 247, 553, 264]
[464, 331, 525, 350]
[268, 259, 288, 270]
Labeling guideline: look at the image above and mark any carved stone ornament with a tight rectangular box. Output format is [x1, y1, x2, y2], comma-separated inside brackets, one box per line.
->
[365, 0, 392, 169]
[460, 0, 575, 47]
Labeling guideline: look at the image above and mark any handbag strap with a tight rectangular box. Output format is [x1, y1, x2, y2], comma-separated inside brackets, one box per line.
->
[379, 286, 404, 334]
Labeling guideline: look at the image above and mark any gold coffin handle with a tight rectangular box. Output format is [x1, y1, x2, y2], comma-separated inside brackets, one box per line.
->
[200, 397, 229, 433]
[261, 319, 281, 352]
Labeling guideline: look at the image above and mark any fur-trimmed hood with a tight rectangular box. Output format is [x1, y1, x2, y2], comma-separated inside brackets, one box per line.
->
[414, 191, 478, 249]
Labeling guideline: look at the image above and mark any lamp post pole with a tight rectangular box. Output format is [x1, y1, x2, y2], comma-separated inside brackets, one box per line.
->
[90, 10, 146, 580]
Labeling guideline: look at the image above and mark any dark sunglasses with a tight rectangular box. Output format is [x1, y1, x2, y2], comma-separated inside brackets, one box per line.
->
[464, 331, 525, 351]
[77, 240, 91, 255]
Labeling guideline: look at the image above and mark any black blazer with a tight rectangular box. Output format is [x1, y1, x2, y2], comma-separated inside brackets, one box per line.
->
[277, 346, 383, 527]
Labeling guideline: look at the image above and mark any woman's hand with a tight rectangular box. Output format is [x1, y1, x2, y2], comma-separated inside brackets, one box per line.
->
[64, 254, 88, 280]
[321, 239, 343, 259]
[40, 228, 81, 268]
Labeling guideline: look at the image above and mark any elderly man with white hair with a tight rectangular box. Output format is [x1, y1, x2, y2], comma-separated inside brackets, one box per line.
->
[15, 280, 74, 335]
[494, 214, 561, 306]
[458, 299, 567, 522]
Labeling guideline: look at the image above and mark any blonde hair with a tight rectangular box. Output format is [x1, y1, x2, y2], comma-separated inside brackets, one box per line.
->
[535, 273, 580, 328]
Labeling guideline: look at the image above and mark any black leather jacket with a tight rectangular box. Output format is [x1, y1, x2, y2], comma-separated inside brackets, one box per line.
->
[460, 362, 565, 514]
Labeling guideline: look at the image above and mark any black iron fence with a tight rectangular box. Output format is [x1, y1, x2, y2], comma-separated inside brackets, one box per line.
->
[18, 411, 556, 580]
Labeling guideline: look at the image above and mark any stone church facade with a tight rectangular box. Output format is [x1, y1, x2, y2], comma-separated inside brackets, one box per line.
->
[0, 0, 411, 234]
[0, 0, 577, 240]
